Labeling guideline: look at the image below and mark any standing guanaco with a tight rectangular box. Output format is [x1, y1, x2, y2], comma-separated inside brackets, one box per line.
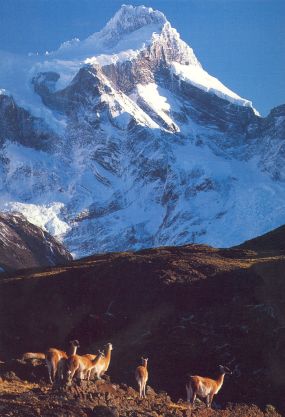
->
[135, 357, 149, 399]
[65, 350, 105, 384]
[83, 342, 113, 380]
[101, 342, 113, 376]
[186, 365, 232, 408]
[45, 339, 80, 384]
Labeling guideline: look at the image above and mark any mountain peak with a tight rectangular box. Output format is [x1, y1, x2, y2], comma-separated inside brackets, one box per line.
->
[102, 4, 167, 37]
[51, 5, 254, 111]
[54, 4, 167, 57]
[87, 4, 167, 50]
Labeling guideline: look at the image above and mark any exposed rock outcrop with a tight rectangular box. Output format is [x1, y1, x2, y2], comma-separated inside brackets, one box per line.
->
[0, 212, 72, 272]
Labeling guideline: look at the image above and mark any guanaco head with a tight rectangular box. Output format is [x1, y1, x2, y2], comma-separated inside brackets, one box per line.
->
[141, 357, 148, 367]
[69, 339, 80, 348]
[218, 365, 232, 375]
[105, 343, 113, 351]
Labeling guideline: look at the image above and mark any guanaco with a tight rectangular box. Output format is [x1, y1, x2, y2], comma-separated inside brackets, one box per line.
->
[65, 350, 105, 384]
[45, 339, 80, 384]
[21, 352, 46, 360]
[22, 340, 80, 383]
[83, 342, 113, 380]
[135, 357, 148, 399]
[186, 365, 232, 408]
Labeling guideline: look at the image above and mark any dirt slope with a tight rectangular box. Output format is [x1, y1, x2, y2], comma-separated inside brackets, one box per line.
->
[0, 376, 281, 417]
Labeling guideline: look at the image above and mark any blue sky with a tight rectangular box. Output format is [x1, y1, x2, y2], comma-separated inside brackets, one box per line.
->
[0, 0, 284, 116]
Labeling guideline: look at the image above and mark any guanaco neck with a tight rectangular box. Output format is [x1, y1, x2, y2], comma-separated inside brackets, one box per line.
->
[216, 373, 225, 388]
[104, 346, 112, 368]
[142, 360, 148, 369]
[69, 344, 78, 356]
[91, 354, 103, 367]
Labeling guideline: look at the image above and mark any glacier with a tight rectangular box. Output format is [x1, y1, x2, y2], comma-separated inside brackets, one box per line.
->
[0, 4, 284, 257]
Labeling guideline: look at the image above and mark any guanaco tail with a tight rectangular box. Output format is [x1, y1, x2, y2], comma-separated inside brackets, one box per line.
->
[186, 365, 232, 408]
[135, 357, 149, 399]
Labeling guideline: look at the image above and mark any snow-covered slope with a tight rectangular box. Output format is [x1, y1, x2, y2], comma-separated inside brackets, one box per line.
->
[0, 5, 284, 257]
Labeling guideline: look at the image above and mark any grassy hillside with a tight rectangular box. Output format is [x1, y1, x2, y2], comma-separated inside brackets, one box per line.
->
[0, 236, 284, 415]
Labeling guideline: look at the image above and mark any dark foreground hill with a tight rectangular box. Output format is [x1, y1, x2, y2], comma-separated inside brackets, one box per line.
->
[238, 224, 285, 253]
[0, 212, 72, 272]
[0, 228, 284, 415]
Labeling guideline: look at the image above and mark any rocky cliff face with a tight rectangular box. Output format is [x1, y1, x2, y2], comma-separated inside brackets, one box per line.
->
[0, 5, 284, 257]
[0, 212, 72, 272]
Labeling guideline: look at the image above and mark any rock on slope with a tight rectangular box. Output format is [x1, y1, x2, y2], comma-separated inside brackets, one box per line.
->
[0, 225, 284, 412]
[0, 5, 285, 257]
[0, 212, 72, 272]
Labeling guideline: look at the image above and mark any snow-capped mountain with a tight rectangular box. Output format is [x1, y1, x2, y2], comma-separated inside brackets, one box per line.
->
[0, 5, 284, 257]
